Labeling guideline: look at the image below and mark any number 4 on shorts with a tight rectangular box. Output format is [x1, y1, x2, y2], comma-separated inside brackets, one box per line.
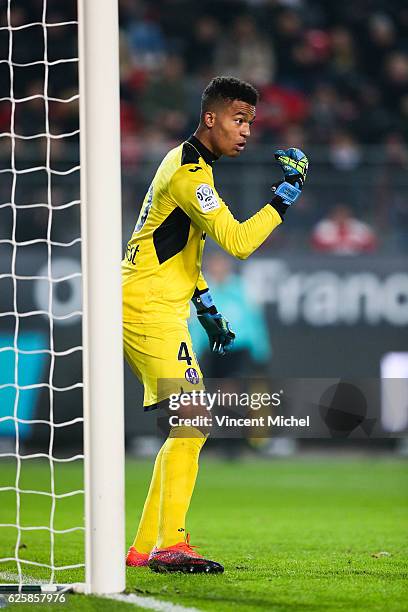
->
[178, 342, 192, 366]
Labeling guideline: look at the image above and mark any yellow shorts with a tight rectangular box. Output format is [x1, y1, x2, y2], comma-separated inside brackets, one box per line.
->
[123, 320, 204, 409]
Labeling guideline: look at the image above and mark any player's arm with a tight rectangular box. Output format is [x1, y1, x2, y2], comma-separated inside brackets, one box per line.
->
[171, 168, 279, 260]
[191, 284, 235, 356]
[190, 271, 234, 356]
[170, 148, 308, 260]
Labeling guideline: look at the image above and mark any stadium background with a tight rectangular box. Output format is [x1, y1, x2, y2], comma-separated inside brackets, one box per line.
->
[0, 0, 408, 450]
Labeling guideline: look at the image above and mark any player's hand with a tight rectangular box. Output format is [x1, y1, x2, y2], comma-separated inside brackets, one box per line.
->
[272, 147, 309, 206]
[197, 311, 235, 356]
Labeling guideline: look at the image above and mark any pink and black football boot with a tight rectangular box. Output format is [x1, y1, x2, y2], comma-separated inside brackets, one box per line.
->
[148, 534, 224, 574]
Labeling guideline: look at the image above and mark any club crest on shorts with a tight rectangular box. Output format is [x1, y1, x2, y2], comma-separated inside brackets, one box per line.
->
[185, 367, 200, 384]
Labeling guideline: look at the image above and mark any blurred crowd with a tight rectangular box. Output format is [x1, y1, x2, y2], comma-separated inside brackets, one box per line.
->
[0, 0, 408, 251]
[118, 0, 408, 152]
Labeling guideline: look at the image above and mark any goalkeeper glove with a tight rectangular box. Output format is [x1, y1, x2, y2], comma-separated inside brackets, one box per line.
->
[192, 289, 235, 356]
[272, 147, 309, 206]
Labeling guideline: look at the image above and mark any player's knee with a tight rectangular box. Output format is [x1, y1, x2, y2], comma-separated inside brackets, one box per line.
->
[166, 398, 212, 437]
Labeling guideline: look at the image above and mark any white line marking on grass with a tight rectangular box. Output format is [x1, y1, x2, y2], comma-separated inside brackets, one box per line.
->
[0, 571, 47, 584]
[103, 593, 201, 612]
[0, 571, 70, 593]
[1, 571, 202, 612]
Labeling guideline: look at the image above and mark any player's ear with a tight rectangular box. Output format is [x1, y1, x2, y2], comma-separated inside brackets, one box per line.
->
[203, 110, 215, 129]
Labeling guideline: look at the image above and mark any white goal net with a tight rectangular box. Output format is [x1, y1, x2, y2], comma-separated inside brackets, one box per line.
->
[0, 0, 124, 595]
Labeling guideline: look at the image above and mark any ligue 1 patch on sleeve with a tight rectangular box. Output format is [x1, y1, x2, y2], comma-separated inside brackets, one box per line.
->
[195, 184, 220, 213]
[185, 367, 200, 384]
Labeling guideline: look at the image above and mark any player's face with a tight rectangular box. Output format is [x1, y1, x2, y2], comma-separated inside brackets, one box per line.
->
[211, 100, 256, 157]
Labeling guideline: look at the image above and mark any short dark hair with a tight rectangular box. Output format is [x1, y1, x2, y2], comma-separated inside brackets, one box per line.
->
[201, 76, 259, 115]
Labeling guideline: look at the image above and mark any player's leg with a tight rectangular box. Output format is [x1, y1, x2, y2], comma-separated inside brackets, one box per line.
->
[148, 399, 223, 573]
[156, 421, 206, 549]
[145, 323, 208, 545]
[123, 321, 211, 568]
[124, 320, 222, 572]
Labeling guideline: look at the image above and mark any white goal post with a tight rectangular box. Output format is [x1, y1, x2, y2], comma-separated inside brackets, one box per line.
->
[78, 0, 125, 595]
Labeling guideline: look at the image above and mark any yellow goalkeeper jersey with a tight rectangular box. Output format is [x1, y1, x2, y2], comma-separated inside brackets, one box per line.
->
[122, 135, 282, 324]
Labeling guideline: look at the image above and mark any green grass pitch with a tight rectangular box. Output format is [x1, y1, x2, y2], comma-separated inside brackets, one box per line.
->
[0, 457, 407, 611]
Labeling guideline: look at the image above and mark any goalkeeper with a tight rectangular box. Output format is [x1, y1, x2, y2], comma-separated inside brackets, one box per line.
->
[122, 76, 308, 574]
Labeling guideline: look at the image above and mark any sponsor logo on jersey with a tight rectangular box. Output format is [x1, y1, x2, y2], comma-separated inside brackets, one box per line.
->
[125, 243, 140, 265]
[196, 184, 220, 213]
[185, 367, 200, 384]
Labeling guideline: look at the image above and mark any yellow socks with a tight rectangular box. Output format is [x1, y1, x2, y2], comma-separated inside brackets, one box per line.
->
[157, 426, 206, 549]
[132, 426, 206, 553]
[132, 443, 164, 554]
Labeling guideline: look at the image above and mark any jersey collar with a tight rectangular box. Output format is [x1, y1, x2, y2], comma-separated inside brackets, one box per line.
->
[187, 135, 219, 166]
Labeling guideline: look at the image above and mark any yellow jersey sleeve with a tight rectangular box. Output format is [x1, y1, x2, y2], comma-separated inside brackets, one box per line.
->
[169, 165, 282, 260]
